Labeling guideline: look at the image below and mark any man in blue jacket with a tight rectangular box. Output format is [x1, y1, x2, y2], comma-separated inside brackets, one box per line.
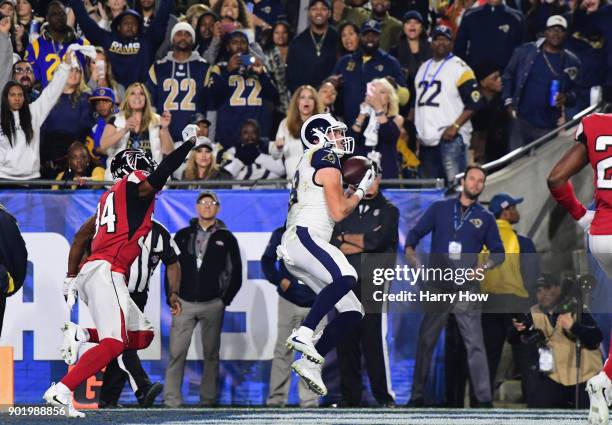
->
[405, 165, 505, 407]
[502, 15, 581, 150]
[69, 0, 172, 87]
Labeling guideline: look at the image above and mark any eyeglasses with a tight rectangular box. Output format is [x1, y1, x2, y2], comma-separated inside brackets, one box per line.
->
[198, 200, 219, 206]
[14, 67, 33, 74]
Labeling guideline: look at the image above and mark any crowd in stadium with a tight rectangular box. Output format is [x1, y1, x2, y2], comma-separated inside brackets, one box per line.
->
[0, 0, 608, 187]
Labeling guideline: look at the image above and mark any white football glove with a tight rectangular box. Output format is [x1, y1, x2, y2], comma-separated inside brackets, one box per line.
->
[355, 167, 375, 200]
[182, 124, 198, 144]
[63, 276, 77, 310]
[578, 210, 595, 232]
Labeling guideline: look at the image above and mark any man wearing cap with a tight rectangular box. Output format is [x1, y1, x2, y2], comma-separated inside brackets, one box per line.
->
[332, 19, 406, 127]
[414, 25, 483, 185]
[453, 0, 524, 72]
[25, 0, 89, 88]
[503, 15, 581, 150]
[69, 0, 172, 87]
[147, 21, 209, 147]
[480, 192, 538, 397]
[331, 163, 399, 407]
[86, 87, 116, 166]
[208, 30, 278, 149]
[164, 190, 242, 407]
[286, 0, 339, 94]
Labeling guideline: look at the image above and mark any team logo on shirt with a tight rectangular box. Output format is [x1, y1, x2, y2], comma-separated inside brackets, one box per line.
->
[498, 24, 510, 33]
[470, 218, 483, 229]
[347, 60, 355, 71]
[471, 90, 481, 103]
[564, 67, 578, 80]
[322, 153, 337, 164]
[109, 41, 141, 55]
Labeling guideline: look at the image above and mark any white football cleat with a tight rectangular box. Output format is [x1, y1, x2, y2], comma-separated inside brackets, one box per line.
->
[587, 371, 611, 425]
[286, 328, 324, 364]
[292, 357, 327, 396]
[60, 322, 84, 366]
[43, 382, 85, 418]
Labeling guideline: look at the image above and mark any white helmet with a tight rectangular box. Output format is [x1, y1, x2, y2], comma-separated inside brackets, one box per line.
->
[300, 113, 354, 156]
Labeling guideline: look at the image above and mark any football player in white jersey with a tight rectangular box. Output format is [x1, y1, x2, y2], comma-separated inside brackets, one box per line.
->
[277, 113, 376, 396]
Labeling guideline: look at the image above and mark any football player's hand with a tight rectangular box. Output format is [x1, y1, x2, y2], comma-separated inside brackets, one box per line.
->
[63, 276, 77, 310]
[578, 209, 594, 231]
[228, 53, 241, 73]
[356, 166, 375, 199]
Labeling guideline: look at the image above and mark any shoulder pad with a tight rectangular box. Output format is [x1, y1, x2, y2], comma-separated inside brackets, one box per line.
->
[311, 148, 341, 171]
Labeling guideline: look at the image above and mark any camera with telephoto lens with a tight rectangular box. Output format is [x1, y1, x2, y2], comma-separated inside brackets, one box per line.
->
[512, 312, 546, 346]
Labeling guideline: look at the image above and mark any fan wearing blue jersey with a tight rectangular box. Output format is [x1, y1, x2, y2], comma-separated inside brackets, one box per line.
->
[147, 22, 209, 146]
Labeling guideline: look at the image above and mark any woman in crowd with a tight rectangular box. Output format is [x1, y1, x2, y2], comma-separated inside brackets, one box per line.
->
[100, 82, 174, 175]
[40, 61, 94, 178]
[182, 138, 231, 187]
[186, 3, 210, 28]
[318, 79, 338, 114]
[526, 0, 568, 40]
[87, 47, 125, 103]
[195, 8, 219, 57]
[0, 50, 72, 181]
[15, 0, 39, 55]
[264, 20, 292, 135]
[52, 141, 105, 190]
[351, 77, 403, 179]
[338, 21, 359, 57]
[97, 0, 128, 30]
[270, 84, 322, 180]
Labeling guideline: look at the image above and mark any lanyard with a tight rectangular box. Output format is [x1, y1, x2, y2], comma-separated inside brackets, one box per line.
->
[453, 201, 473, 233]
[421, 53, 453, 90]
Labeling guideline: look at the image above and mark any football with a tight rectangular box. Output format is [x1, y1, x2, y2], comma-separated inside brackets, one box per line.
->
[342, 156, 372, 186]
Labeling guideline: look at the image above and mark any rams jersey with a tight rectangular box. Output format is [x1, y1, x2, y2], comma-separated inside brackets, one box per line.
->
[147, 53, 210, 144]
[286, 147, 342, 242]
[414, 54, 482, 146]
[25, 35, 89, 88]
[577, 113, 612, 235]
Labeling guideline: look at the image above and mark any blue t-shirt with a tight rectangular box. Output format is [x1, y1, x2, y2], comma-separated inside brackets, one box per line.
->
[518, 51, 563, 129]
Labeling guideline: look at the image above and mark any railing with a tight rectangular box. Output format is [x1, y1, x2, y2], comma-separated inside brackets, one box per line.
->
[0, 178, 446, 190]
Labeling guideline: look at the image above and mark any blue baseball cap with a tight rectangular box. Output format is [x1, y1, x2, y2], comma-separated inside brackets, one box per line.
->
[489, 193, 523, 216]
[402, 10, 424, 24]
[431, 25, 452, 40]
[360, 19, 382, 35]
[89, 87, 116, 104]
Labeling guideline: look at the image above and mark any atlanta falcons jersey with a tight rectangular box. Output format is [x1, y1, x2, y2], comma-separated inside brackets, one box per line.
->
[87, 170, 155, 274]
[577, 113, 612, 235]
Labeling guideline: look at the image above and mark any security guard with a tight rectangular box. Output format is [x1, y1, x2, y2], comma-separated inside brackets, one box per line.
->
[0, 203, 28, 338]
[331, 162, 399, 407]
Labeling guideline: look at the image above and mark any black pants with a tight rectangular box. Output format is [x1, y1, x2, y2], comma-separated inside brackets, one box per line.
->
[99, 292, 151, 405]
[530, 375, 589, 408]
[336, 312, 394, 406]
[0, 295, 6, 338]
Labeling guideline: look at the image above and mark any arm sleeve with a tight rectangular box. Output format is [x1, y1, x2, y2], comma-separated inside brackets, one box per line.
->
[30, 63, 70, 127]
[484, 215, 505, 266]
[147, 136, 196, 191]
[203, 38, 221, 64]
[405, 204, 436, 249]
[363, 205, 399, 252]
[457, 70, 484, 111]
[147, 0, 173, 51]
[221, 234, 243, 305]
[159, 225, 180, 265]
[453, 18, 469, 61]
[570, 311, 603, 350]
[257, 71, 279, 102]
[285, 42, 299, 94]
[254, 153, 286, 176]
[502, 49, 520, 105]
[69, 0, 110, 47]
[207, 65, 231, 107]
[0, 210, 28, 296]
[0, 33, 13, 99]
[261, 228, 283, 286]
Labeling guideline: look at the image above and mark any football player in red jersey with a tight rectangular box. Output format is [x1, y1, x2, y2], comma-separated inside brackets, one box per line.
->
[547, 113, 612, 425]
[43, 125, 198, 417]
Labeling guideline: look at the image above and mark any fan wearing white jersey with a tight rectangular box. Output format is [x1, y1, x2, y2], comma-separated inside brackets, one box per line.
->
[277, 113, 375, 396]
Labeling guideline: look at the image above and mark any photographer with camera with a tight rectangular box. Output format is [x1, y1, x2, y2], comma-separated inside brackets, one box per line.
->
[509, 274, 603, 408]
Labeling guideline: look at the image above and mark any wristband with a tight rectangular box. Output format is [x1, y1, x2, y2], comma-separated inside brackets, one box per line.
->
[353, 121, 362, 129]
[375, 110, 385, 117]
[549, 181, 587, 220]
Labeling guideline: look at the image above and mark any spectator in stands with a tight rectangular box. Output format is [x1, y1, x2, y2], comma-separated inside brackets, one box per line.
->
[87, 86, 116, 166]
[182, 137, 231, 187]
[40, 61, 94, 178]
[471, 62, 508, 162]
[87, 46, 125, 103]
[351, 77, 403, 179]
[147, 22, 209, 147]
[52, 141, 105, 189]
[481, 193, 538, 401]
[405, 165, 504, 408]
[509, 274, 603, 408]
[16, 0, 41, 46]
[0, 42, 71, 181]
[588, 0, 612, 103]
[390, 11, 431, 117]
[453, 0, 525, 72]
[12, 60, 39, 102]
[69, 0, 172, 87]
[389, 0, 431, 28]
[95, 0, 128, 30]
[270, 84, 322, 180]
[318, 79, 337, 113]
[207, 30, 277, 149]
[11, 2, 29, 57]
[165, 190, 242, 408]
[195, 8, 219, 57]
[185, 3, 209, 28]
[100, 82, 174, 170]
[263, 20, 292, 131]
[262, 225, 321, 408]
[503, 15, 581, 150]
[25, 1, 89, 88]
[192, 112, 211, 138]
[332, 20, 406, 132]
[286, 0, 339, 93]
[338, 21, 359, 56]
[251, 0, 285, 28]
[526, 0, 568, 41]
[135, 0, 178, 60]
[438, 0, 476, 36]
[221, 119, 284, 181]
